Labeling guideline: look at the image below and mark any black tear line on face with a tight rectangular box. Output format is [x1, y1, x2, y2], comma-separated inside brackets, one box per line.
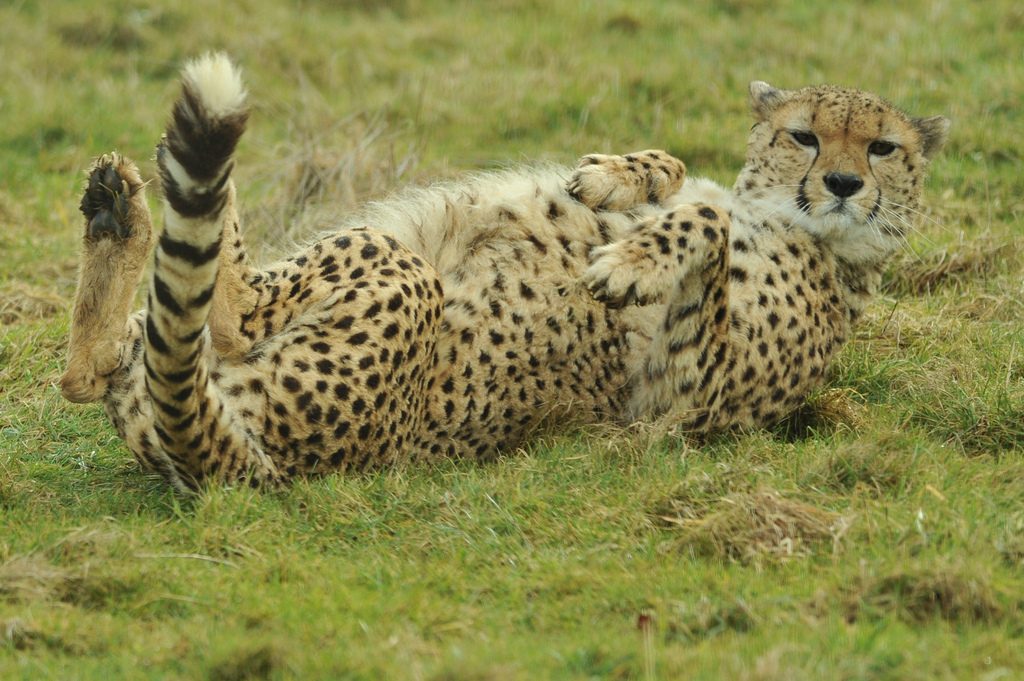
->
[796, 176, 811, 214]
[871, 189, 904, 237]
[868, 188, 882, 224]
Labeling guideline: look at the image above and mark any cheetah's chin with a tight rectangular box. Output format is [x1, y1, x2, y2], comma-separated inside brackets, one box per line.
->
[765, 198, 899, 264]
[810, 213, 900, 264]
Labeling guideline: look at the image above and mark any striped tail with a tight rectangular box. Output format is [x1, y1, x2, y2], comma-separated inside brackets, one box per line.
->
[144, 54, 249, 487]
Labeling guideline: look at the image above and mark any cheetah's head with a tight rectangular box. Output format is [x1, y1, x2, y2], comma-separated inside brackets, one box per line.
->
[736, 82, 949, 265]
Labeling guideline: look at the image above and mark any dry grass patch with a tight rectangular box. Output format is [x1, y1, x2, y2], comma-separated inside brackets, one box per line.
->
[0, 618, 81, 654]
[774, 387, 867, 441]
[806, 431, 918, 496]
[664, 596, 758, 642]
[209, 643, 286, 681]
[0, 554, 70, 603]
[58, 19, 146, 51]
[2, 618, 43, 651]
[242, 113, 421, 252]
[843, 564, 1007, 624]
[0, 282, 64, 324]
[0, 552, 142, 609]
[654, 486, 845, 564]
[995, 511, 1024, 569]
[884, 238, 1018, 297]
[552, 420, 666, 467]
[0, 528, 144, 609]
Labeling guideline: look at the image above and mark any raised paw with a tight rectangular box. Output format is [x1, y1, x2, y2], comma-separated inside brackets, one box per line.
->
[583, 220, 666, 308]
[80, 153, 146, 240]
[583, 203, 729, 308]
[62, 153, 154, 403]
[567, 150, 686, 211]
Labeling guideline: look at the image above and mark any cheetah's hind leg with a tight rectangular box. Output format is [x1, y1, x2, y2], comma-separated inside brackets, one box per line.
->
[60, 153, 153, 403]
[581, 205, 712, 309]
[583, 204, 733, 424]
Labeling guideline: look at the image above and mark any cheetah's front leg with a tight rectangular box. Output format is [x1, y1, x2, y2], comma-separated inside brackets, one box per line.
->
[584, 204, 732, 430]
[567, 150, 686, 211]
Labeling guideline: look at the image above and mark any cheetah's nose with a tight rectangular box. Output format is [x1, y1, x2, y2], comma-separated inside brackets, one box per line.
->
[823, 172, 864, 199]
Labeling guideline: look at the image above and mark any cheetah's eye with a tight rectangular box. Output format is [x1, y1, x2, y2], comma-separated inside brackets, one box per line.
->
[868, 140, 897, 157]
[789, 130, 818, 148]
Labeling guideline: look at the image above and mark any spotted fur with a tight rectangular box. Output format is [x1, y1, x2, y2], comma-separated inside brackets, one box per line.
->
[60, 56, 947, 490]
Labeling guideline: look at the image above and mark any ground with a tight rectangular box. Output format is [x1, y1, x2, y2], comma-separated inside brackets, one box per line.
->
[1, 0, 1023, 679]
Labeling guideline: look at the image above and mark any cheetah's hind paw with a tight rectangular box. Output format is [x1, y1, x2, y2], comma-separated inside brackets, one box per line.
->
[583, 236, 662, 308]
[81, 154, 139, 240]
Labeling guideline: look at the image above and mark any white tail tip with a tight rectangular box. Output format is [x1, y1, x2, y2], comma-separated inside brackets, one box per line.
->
[182, 53, 247, 118]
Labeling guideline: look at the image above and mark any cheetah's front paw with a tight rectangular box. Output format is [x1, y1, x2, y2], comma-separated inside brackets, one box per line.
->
[567, 150, 686, 211]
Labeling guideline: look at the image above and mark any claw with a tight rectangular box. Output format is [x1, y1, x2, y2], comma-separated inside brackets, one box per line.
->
[113, 190, 130, 223]
[102, 165, 124, 196]
[587, 276, 637, 310]
[621, 282, 637, 307]
[586, 276, 609, 296]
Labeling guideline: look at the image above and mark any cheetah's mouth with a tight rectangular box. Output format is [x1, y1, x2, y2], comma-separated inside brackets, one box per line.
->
[798, 185, 861, 222]
[826, 199, 849, 216]
[822, 196, 877, 228]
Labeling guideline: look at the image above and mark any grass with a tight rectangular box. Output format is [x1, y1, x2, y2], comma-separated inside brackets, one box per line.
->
[1, 0, 1023, 678]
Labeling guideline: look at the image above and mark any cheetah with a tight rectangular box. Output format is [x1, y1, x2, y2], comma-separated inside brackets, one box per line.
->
[59, 55, 948, 491]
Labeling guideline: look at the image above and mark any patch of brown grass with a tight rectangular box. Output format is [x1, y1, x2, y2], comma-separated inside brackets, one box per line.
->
[2, 618, 42, 651]
[807, 431, 916, 496]
[650, 470, 741, 523]
[654, 487, 845, 564]
[995, 511, 1024, 569]
[209, 643, 286, 681]
[0, 282, 64, 324]
[56, 9, 182, 51]
[543, 420, 662, 466]
[884, 238, 1017, 297]
[243, 112, 421, 253]
[0, 528, 142, 608]
[843, 564, 1006, 624]
[0, 554, 69, 602]
[604, 13, 643, 33]
[665, 596, 757, 642]
[0, 552, 142, 608]
[774, 387, 867, 441]
[58, 19, 146, 51]
[49, 526, 125, 562]
[0, 618, 81, 653]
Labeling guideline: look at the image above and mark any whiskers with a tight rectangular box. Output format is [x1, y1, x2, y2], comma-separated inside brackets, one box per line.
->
[743, 186, 806, 226]
[741, 186, 916, 264]
[880, 197, 946, 229]
[737, 185, 947, 264]
[870, 197, 944, 260]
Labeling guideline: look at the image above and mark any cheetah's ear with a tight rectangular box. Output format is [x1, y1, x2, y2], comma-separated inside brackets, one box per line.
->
[749, 81, 787, 120]
[912, 115, 951, 159]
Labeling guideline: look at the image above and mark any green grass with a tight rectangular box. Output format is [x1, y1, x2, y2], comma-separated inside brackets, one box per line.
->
[2, 0, 1023, 678]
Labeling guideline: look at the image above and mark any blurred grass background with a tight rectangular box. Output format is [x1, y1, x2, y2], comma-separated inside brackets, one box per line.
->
[1, 0, 1023, 678]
